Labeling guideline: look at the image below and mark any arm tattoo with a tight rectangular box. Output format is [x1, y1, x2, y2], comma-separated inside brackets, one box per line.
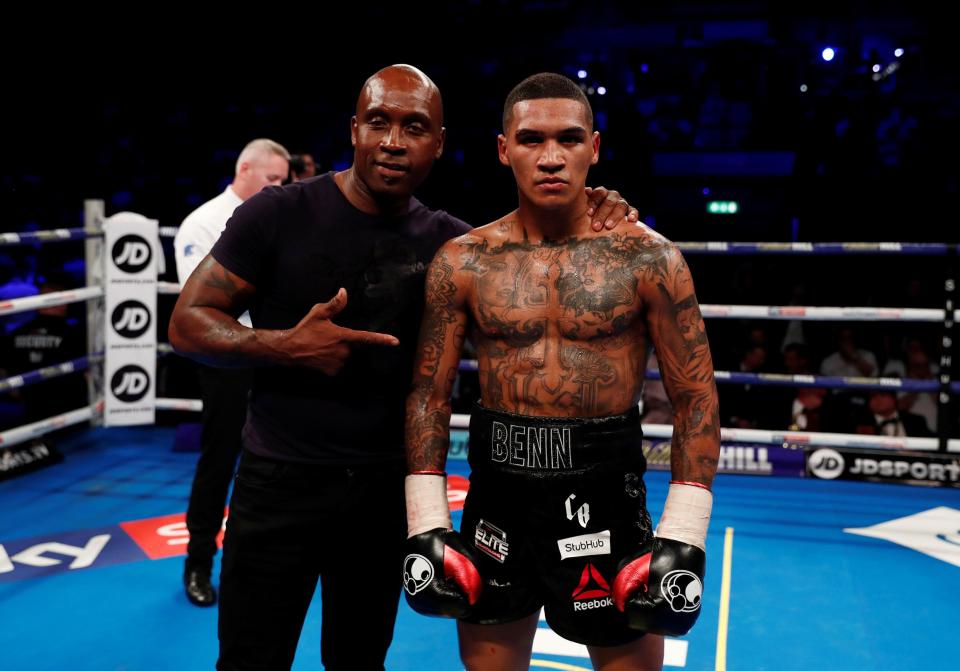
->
[649, 245, 720, 484]
[406, 249, 466, 471]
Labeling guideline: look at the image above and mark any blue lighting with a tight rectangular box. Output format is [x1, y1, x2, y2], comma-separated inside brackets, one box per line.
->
[577, 69, 588, 79]
[821, 47, 835, 62]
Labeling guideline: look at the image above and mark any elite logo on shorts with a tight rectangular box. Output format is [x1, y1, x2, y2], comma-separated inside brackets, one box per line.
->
[571, 561, 614, 611]
[474, 519, 509, 563]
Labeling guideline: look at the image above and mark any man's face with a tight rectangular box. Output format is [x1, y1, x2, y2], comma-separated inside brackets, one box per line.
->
[907, 351, 931, 379]
[244, 153, 290, 193]
[783, 349, 808, 374]
[301, 154, 317, 177]
[498, 98, 599, 211]
[869, 392, 897, 416]
[743, 346, 766, 371]
[351, 73, 445, 200]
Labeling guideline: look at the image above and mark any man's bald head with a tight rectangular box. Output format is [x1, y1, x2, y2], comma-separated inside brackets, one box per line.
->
[347, 64, 446, 211]
[357, 64, 443, 125]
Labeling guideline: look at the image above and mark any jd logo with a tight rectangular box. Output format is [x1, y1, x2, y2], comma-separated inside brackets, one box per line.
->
[808, 448, 845, 480]
[111, 300, 151, 339]
[112, 235, 152, 273]
[111, 365, 150, 402]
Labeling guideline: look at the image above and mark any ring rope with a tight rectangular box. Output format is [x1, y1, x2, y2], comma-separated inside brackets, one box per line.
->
[4, 286, 951, 324]
[447, 413, 960, 453]
[0, 287, 104, 316]
[2, 227, 951, 255]
[3, 356, 946, 396]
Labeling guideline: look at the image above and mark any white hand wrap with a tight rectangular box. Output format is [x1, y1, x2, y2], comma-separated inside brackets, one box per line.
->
[655, 482, 713, 551]
[405, 473, 452, 538]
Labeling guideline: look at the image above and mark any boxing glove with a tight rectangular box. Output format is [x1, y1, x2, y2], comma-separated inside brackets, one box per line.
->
[402, 472, 482, 618]
[613, 481, 712, 636]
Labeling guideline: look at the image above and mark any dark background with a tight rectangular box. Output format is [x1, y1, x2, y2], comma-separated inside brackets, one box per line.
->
[5, 3, 953, 243]
[1, 1, 955, 431]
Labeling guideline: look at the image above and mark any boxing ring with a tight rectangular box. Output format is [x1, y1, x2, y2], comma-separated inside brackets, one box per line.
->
[1, 203, 958, 670]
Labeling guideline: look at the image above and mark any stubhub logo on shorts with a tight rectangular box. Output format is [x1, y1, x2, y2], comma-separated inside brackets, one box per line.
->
[557, 530, 611, 560]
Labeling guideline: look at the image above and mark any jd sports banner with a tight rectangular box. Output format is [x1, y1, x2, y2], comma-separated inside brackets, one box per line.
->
[104, 213, 158, 426]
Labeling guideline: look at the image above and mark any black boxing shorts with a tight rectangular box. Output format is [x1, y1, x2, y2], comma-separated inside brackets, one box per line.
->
[459, 404, 654, 647]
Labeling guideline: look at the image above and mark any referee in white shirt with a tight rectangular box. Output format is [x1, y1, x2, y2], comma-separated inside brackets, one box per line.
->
[173, 138, 290, 606]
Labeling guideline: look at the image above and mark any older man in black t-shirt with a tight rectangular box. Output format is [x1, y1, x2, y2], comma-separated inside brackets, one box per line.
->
[169, 64, 638, 671]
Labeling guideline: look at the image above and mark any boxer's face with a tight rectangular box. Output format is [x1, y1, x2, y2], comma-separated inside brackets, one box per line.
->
[498, 97, 599, 211]
[351, 72, 445, 200]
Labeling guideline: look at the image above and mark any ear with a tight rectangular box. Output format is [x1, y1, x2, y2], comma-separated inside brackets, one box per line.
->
[498, 134, 509, 167]
[435, 126, 446, 159]
[591, 131, 600, 166]
[350, 116, 358, 147]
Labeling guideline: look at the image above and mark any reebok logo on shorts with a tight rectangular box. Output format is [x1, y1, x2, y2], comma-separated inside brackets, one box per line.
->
[557, 530, 611, 560]
[571, 561, 613, 611]
[474, 519, 509, 563]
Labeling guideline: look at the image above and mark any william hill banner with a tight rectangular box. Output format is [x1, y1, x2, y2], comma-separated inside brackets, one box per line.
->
[643, 440, 806, 477]
[103, 213, 158, 427]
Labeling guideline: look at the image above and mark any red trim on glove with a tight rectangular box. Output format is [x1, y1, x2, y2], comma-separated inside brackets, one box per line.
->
[612, 552, 652, 612]
[444, 546, 482, 606]
[669, 480, 712, 491]
[411, 470, 447, 476]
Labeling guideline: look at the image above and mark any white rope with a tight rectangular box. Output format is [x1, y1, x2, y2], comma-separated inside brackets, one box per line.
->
[147, 281, 957, 323]
[156, 398, 203, 412]
[0, 405, 99, 448]
[640, 423, 960, 451]
[449, 414, 960, 452]
[0, 287, 104, 316]
[157, 281, 181, 295]
[700, 304, 948, 322]
[0, 398, 205, 448]
[0, 229, 88, 245]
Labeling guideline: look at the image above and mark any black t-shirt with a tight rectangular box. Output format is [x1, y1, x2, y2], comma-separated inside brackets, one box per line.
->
[212, 172, 471, 464]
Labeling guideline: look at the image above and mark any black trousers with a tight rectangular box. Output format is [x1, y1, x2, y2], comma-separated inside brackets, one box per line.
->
[185, 366, 251, 572]
[217, 450, 407, 671]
